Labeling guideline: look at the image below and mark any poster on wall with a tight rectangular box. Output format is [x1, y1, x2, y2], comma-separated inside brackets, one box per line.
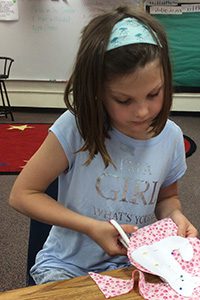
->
[0, 0, 19, 21]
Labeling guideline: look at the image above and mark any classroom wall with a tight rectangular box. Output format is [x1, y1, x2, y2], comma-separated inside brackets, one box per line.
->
[6, 80, 65, 108]
[6, 80, 200, 111]
[1, 0, 200, 111]
[1, 0, 142, 81]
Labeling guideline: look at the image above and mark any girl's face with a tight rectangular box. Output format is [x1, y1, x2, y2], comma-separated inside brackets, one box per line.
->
[104, 59, 164, 140]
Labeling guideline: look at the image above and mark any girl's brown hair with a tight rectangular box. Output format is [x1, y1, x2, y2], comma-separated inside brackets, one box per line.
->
[64, 6, 172, 167]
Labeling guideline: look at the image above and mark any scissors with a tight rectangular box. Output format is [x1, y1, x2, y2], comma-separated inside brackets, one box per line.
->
[109, 219, 130, 249]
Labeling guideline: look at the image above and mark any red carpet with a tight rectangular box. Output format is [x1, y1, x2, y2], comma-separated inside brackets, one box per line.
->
[0, 123, 197, 174]
[0, 123, 51, 174]
[184, 134, 197, 158]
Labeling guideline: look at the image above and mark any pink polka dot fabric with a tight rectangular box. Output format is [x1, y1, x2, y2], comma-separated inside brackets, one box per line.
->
[89, 218, 200, 299]
[89, 272, 134, 298]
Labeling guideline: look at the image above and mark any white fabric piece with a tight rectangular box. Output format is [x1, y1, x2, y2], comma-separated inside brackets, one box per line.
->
[131, 236, 200, 297]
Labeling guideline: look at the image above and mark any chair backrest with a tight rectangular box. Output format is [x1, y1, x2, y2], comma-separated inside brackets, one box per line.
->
[0, 57, 14, 79]
[26, 178, 58, 285]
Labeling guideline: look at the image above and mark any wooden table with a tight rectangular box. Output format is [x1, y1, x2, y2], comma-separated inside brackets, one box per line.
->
[0, 267, 160, 300]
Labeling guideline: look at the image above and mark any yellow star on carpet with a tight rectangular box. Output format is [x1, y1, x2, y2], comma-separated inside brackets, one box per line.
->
[7, 125, 34, 131]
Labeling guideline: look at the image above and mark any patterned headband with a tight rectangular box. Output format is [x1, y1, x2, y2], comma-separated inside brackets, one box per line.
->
[106, 17, 160, 51]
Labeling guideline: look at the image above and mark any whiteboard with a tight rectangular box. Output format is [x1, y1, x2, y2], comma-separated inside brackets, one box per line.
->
[0, 0, 140, 81]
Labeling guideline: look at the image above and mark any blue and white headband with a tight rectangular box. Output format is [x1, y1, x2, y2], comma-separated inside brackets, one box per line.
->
[106, 17, 160, 51]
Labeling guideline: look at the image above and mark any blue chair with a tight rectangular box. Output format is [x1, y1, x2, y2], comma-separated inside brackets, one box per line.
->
[26, 178, 58, 286]
[0, 57, 14, 121]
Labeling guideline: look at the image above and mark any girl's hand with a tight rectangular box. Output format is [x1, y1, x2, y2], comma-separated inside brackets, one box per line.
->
[88, 220, 138, 256]
[169, 209, 198, 237]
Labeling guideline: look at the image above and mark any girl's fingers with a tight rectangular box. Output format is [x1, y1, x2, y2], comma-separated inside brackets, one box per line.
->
[121, 224, 138, 234]
[176, 224, 186, 237]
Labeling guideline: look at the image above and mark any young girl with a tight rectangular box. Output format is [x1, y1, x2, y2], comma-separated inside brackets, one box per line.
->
[9, 6, 198, 284]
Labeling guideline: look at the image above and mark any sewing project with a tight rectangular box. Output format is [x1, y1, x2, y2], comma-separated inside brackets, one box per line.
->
[89, 218, 200, 299]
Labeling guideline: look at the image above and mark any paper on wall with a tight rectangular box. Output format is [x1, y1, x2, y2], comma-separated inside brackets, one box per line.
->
[0, 0, 19, 21]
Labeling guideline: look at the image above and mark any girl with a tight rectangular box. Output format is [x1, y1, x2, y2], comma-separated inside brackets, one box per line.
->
[9, 6, 198, 284]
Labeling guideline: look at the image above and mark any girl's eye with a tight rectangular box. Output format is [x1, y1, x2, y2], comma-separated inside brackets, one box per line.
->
[115, 98, 131, 105]
[148, 89, 161, 99]
[149, 93, 158, 98]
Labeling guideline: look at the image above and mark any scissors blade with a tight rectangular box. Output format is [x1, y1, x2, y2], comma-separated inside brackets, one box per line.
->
[109, 219, 130, 249]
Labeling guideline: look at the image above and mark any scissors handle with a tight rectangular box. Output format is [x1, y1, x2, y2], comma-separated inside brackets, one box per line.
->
[109, 219, 130, 249]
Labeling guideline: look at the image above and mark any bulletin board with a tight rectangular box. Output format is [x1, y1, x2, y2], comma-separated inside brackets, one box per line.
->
[0, 0, 140, 81]
[146, 1, 200, 90]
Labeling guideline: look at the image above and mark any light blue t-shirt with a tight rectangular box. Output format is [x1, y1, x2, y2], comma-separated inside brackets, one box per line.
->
[31, 110, 186, 278]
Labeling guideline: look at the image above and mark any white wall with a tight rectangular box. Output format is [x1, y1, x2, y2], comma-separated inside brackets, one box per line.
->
[6, 80, 66, 109]
[171, 93, 200, 111]
[5, 80, 200, 112]
[1, 0, 141, 81]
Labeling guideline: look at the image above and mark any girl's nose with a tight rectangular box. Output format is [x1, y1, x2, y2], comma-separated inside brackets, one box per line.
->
[135, 103, 148, 119]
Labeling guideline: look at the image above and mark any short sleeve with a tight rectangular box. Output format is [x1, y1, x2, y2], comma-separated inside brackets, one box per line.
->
[49, 110, 83, 169]
[161, 127, 187, 188]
